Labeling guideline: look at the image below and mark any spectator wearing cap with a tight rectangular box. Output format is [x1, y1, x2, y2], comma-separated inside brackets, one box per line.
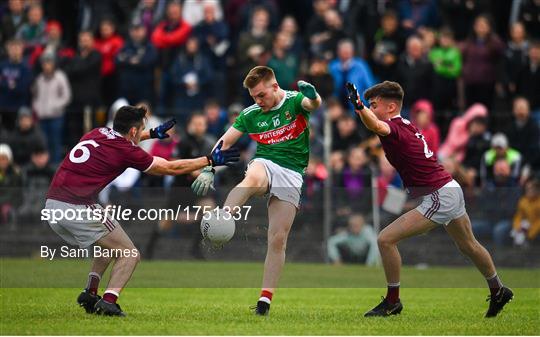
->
[115, 22, 158, 105]
[0, 0, 26, 46]
[94, 18, 124, 107]
[480, 133, 522, 188]
[6, 107, 46, 167]
[31, 53, 71, 163]
[28, 20, 75, 70]
[0, 39, 32, 130]
[0, 143, 22, 226]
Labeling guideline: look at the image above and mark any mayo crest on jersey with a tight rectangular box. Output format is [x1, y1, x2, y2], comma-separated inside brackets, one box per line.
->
[233, 90, 310, 174]
[47, 127, 154, 204]
[379, 116, 452, 198]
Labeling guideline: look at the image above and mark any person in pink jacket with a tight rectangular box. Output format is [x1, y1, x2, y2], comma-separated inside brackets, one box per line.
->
[410, 99, 440, 155]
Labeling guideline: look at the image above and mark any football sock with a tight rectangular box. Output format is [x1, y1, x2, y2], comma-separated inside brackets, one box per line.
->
[386, 282, 400, 304]
[86, 272, 101, 295]
[486, 273, 503, 296]
[259, 290, 273, 304]
[103, 290, 119, 304]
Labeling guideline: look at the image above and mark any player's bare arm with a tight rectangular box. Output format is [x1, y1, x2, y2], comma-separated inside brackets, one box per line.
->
[346, 82, 390, 136]
[214, 126, 244, 151]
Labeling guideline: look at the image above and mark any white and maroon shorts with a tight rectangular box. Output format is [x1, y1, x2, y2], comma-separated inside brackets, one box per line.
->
[415, 179, 466, 225]
[44, 199, 119, 248]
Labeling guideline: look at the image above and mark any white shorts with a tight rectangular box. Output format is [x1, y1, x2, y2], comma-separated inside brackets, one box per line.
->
[249, 158, 303, 208]
[415, 180, 466, 225]
[44, 199, 119, 248]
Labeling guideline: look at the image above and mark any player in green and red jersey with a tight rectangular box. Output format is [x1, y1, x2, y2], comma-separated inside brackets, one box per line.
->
[191, 66, 322, 315]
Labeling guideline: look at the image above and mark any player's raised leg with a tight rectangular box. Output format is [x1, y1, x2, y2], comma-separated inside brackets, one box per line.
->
[223, 162, 269, 213]
[445, 213, 513, 317]
[254, 196, 296, 315]
[77, 256, 112, 313]
[93, 225, 141, 317]
[365, 209, 437, 317]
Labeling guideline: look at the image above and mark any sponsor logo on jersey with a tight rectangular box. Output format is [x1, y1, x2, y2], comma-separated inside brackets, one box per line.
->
[249, 115, 308, 145]
[99, 128, 120, 139]
[257, 121, 269, 127]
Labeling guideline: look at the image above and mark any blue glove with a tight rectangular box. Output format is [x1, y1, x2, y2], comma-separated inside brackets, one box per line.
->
[206, 140, 240, 167]
[191, 166, 215, 196]
[297, 80, 319, 100]
[149, 119, 176, 139]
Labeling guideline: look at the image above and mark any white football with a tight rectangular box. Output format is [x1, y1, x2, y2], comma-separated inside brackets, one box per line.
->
[200, 209, 235, 244]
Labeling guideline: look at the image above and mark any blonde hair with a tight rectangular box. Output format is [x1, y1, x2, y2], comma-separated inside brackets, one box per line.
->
[243, 66, 276, 89]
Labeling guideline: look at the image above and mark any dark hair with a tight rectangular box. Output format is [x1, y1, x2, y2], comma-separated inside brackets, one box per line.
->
[243, 66, 276, 89]
[364, 81, 404, 103]
[113, 105, 147, 134]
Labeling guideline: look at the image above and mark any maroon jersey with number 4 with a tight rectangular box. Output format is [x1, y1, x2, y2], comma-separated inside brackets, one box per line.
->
[379, 116, 452, 198]
[47, 127, 154, 204]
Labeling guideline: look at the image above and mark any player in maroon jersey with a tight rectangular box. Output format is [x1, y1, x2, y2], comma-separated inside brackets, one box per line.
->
[346, 81, 513, 318]
[44, 105, 239, 316]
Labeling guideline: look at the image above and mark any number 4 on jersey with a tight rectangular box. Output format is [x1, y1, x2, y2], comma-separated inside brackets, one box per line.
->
[415, 132, 434, 158]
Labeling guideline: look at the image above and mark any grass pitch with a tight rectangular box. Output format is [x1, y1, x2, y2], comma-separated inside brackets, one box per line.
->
[1, 258, 539, 335]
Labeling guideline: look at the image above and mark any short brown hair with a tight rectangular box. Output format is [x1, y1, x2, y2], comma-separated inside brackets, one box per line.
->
[243, 66, 276, 89]
[364, 81, 404, 103]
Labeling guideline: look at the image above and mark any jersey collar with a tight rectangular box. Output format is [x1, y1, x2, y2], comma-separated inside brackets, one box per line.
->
[270, 90, 287, 111]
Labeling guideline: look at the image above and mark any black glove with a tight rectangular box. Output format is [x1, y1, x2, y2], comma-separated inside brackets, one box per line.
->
[346, 82, 364, 110]
[149, 119, 176, 139]
[206, 140, 240, 166]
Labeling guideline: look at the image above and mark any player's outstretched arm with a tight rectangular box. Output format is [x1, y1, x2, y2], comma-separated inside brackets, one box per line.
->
[298, 80, 322, 111]
[146, 141, 240, 176]
[213, 126, 244, 151]
[345, 82, 390, 136]
[140, 118, 177, 141]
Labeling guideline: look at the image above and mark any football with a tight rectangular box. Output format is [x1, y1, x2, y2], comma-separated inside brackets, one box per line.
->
[200, 209, 235, 244]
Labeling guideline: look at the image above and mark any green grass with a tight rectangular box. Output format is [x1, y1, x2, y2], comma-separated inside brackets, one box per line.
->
[1, 258, 539, 335]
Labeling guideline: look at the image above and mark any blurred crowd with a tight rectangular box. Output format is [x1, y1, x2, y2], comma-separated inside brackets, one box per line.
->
[0, 0, 539, 253]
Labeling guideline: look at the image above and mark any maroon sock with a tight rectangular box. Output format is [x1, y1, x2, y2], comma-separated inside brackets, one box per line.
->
[103, 291, 118, 304]
[260, 290, 273, 302]
[486, 274, 503, 296]
[386, 283, 400, 304]
[86, 272, 100, 296]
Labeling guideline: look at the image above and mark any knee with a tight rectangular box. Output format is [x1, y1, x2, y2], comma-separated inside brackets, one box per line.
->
[242, 172, 267, 190]
[268, 231, 288, 253]
[377, 232, 396, 248]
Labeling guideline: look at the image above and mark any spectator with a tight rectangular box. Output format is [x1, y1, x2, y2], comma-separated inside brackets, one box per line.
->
[130, 0, 166, 35]
[0, 39, 32, 130]
[18, 145, 55, 222]
[0, 143, 22, 226]
[503, 22, 529, 97]
[341, 147, 371, 203]
[305, 0, 332, 56]
[169, 36, 212, 122]
[410, 99, 440, 154]
[439, 0, 488, 42]
[512, 0, 540, 39]
[7, 106, 46, 167]
[460, 14, 504, 110]
[203, 99, 228, 139]
[115, 23, 158, 105]
[329, 39, 376, 109]
[327, 213, 379, 266]
[463, 116, 491, 186]
[182, 0, 223, 27]
[94, 18, 124, 106]
[194, 1, 230, 104]
[439, 103, 488, 162]
[32, 53, 72, 164]
[398, 0, 440, 35]
[515, 40, 540, 113]
[505, 97, 540, 168]
[304, 56, 334, 101]
[0, 0, 26, 46]
[267, 32, 299, 90]
[63, 31, 102, 147]
[395, 35, 434, 110]
[15, 3, 46, 54]
[279, 16, 303, 59]
[316, 9, 349, 61]
[371, 10, 406, 81]
[151, 0, 192, 75]
[510, 178, 540, 246]
[428, 27, 462, 112]
[332, 114, 363, 152]
[28, 20, 75, 70]
[480, 133, 522, 188]
[236, 6, 273, 85]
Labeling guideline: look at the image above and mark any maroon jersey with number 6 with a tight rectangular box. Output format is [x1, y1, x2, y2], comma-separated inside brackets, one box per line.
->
[379, 116, 452, 198]
[47, 127, 155, 204]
